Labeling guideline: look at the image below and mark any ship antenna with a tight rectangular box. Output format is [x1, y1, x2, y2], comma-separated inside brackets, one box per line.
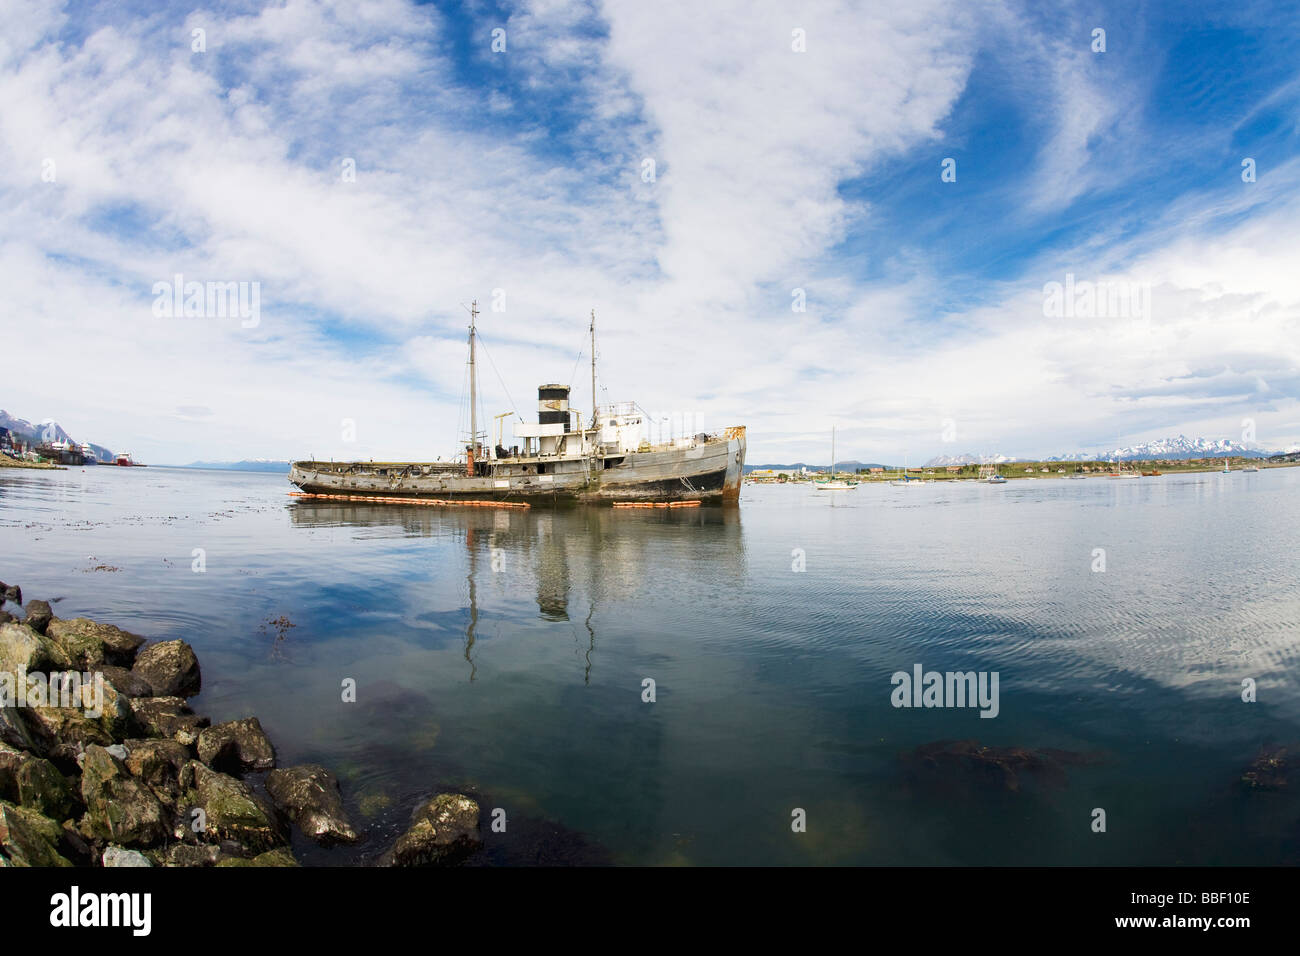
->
[590, 309, 597, 431]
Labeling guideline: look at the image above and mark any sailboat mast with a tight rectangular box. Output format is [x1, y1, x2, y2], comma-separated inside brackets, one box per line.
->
[590, 309, 597, 430]
[831, 425, 835, 477]
[468, 300, 478, 464]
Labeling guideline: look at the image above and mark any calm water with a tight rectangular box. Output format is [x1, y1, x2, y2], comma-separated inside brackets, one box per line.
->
[2, 464, 1299, 865]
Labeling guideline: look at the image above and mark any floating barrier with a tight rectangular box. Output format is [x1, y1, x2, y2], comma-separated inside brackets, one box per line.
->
[288, 492, 529, 510]
[613, 499, 702, 509]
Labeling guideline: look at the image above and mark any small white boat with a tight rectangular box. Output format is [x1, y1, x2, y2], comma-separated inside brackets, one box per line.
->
[813, 425, 857, 491]
[1243, 464, 1259, 472]
[889, 455, 921, 486]
[978, 462, 1007, 483]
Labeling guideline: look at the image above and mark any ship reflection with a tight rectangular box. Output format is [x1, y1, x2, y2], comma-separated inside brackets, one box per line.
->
[287, 502, 746, 683]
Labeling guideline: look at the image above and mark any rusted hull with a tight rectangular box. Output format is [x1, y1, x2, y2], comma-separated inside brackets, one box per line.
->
[289, 429, 746, 505]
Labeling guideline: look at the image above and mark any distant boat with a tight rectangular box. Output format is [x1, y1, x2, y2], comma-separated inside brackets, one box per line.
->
[1141, 470, 1161, 476]
[1221, 461, 1231, 474]
[1243, 464, 1260, 473]
[1107, 459, 1140, 478]
[814, 426, 857, 491]
[889, 455, 920, 486]
[978, 462, 1007, 484]
[114, 452, 145, 467]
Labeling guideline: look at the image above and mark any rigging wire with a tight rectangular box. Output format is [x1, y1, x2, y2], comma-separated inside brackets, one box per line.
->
[474, 332, 525, 424]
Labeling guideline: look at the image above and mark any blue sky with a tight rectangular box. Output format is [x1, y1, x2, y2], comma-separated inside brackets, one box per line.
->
[2, 0, 1299, 464]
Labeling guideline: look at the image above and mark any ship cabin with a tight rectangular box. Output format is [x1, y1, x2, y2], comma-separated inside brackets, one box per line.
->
[483, 385, 647, 478]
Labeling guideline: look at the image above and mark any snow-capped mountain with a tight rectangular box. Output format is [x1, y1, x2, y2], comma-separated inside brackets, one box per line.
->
[0, 409, 114, 461]
[924, 453, 1019, 466]
[1047, 435, 1266, 461]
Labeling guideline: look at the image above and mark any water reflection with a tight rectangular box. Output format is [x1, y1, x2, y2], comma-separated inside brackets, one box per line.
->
[286, 501, 746, 687]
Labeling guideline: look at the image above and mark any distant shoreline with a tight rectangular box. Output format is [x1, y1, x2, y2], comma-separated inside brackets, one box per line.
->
[748, 460, 1300, 483]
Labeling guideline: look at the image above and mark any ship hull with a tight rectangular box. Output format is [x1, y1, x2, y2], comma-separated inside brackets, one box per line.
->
[289, 429, 746, 505]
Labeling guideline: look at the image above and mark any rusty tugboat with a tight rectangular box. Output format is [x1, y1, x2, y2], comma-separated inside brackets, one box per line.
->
[289, 303, 746, 505]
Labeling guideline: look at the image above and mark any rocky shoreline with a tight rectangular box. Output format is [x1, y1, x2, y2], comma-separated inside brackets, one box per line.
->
[0, 580, 482, 867]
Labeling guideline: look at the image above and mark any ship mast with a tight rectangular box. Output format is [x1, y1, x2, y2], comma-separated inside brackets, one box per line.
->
[589, 309, 597, 430]
[468, 300, 478, 469]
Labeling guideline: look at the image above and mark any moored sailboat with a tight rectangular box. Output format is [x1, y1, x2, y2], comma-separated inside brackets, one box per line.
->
[813, 425, 857, 491]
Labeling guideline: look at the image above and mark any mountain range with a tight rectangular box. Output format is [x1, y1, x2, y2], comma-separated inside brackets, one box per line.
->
[0, 409, 114, 462]
[181, 460, 291, 473]
[926, 436, 1271, 466]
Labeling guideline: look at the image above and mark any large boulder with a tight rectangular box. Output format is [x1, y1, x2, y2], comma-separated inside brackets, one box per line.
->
[127, 697, 209, 745]
[2, 584, 20, 606]
[23, 601, 53, 635]
[265, 765, 358, 845]
[0, 621, 62, 674]
[390, 793, 481, 866]
[197, 717, 276, 774]
[0, 800, 72, 866]
[180, 761, 285, 853]
[0, 744, 74, 819]
[46, 618, 146, 669]
[97, 666, 153, 698]
[23, 676, 133, 765]
[0, 702, 38, 753]
[123, 738, 191, 804]
[79, 745, 169, 846]
[131, 640, 200, 697]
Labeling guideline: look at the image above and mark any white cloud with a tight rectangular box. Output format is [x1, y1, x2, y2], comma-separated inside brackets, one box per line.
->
[1, 0, 1297, 467]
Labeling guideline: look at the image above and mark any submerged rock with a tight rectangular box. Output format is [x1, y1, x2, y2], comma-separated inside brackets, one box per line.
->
[390, 793, 481, 866]
[1240, 746, 1293, 791]
[79, 744, 169, 846]
[23, 601, 53, 635]
[0, 800, 72, 866]
[102, 845, 152, 867]
[266, 765, 358, 845]
[197, 717, 276, 774]
[180, 761, 285, 852]
[45, 617, 146, 669]
[901, 739, 1099, 793]
[128, 696, 209, 745]
[131, 640, 201, 697]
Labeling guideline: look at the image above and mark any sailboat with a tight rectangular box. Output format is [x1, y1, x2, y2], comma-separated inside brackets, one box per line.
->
[978, 461, 1007, 484]
[889, 455, 920, 486]
[814, 426, 857, 491]
[1242, 462, 1260, 472]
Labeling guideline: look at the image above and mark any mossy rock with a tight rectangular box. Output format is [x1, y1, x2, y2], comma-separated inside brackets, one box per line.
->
[0, 800, 73, 866]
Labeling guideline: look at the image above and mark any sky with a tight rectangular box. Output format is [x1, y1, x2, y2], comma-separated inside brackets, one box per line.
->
[2, 0, 1299, 465]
